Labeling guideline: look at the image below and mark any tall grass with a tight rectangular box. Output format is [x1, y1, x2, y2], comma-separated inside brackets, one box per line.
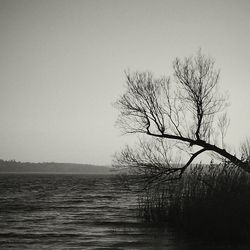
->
[137, 162, 250, 242]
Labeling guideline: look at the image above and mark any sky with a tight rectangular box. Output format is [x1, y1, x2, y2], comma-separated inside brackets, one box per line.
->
[0, 0, 249, 165]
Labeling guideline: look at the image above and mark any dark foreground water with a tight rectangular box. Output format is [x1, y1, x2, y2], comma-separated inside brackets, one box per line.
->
[0, 174, 247, 250]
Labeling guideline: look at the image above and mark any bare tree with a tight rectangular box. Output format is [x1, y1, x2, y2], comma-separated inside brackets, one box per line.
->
[241, 138, 250, 163]
[217, 113, 230, 149]
[114, 50, 249, 184]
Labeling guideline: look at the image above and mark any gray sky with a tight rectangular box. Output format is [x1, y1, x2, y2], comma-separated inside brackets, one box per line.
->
[0, 0, 249, 165]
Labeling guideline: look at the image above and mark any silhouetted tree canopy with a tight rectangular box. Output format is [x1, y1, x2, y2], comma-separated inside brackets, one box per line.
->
[114, 50, 250, 185]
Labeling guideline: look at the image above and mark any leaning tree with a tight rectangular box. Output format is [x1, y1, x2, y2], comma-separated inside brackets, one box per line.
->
[114, 51, 250, 185]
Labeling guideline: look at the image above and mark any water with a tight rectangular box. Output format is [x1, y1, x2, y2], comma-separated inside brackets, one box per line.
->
[1, 174, 244, 250]
[0, 174, 186, 250]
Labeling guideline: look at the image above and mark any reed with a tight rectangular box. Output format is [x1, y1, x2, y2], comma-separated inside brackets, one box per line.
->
[137, 162, 250, 242]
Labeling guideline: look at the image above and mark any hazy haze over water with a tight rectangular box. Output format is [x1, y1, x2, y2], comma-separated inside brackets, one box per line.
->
[0, 0, 250, 164]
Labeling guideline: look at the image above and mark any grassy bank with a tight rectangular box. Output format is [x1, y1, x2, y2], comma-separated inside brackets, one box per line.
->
[137, 162, 250, 243]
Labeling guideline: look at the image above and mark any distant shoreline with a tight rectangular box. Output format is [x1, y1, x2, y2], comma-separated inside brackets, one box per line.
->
[0, 172, 114, 175]
[0, 159, 114, 175]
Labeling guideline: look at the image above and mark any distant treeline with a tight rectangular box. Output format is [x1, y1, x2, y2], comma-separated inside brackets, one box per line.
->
[0, 159, 112, 174]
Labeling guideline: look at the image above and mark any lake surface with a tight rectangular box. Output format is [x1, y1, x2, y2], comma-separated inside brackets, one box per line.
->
[0, 174, 245, 249]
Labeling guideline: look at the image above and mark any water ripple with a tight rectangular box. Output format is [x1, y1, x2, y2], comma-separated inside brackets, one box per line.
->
[0, 174, 183, 249]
